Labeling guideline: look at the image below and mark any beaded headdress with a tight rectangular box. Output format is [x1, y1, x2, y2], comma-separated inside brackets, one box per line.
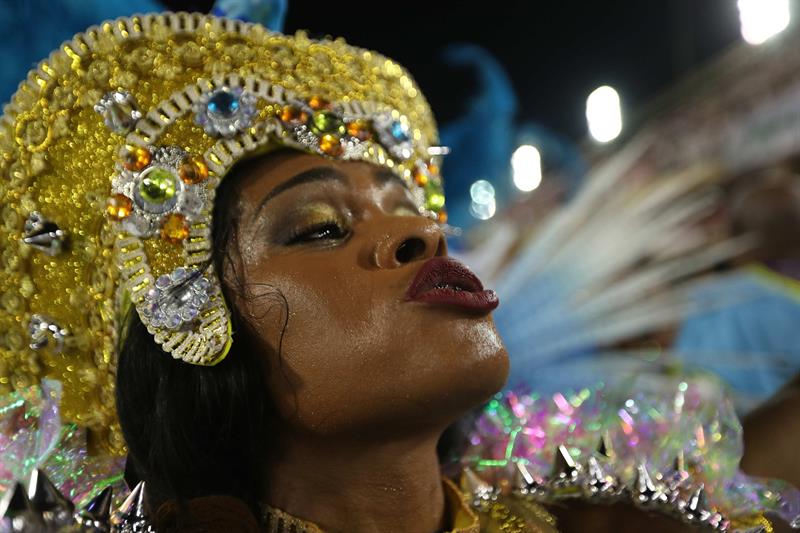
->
[0, 12, 446, 454]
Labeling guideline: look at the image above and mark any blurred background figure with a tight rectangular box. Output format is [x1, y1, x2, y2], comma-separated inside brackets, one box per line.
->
[674, 171, 800, 412]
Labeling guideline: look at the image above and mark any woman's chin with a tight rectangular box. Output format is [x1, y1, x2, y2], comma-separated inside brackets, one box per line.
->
[423, 318, 510, 416]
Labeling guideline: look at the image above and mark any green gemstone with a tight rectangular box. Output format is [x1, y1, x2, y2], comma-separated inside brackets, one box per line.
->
[425, 182, 446, 211]
[138, 168, 176, 204]
[311, 110, 345, 135]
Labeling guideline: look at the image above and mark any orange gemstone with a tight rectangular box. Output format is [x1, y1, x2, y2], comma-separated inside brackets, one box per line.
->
[121, 145, 151, 171]
[179, 155, 209, 184]
[413, 169, 429, 186]
[279, 105, 308, 124]
[161, 213, 189, 244]
[106, 193, 133, 220]
[426, 162, 440, 176]
[346, 119, 372, 141]
[319, 133, 343, 157]
[437, 210, 448, 224]
[307, 95, 331, 110]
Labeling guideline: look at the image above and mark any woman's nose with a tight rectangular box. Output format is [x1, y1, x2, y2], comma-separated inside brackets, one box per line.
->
[372, 217, 447, 269]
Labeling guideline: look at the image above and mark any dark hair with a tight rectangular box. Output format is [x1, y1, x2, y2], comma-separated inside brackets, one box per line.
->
[115, 155, 286, 519]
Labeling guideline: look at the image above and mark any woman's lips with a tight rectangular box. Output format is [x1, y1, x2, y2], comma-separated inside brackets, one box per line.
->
[405, 257, 499, 313]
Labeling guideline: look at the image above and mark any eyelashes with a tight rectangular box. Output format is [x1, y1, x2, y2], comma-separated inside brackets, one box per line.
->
[279, 201, 421, 247]
[285, 219, 350, 245]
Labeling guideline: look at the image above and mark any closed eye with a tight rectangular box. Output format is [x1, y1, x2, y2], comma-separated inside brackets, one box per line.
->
[286, 221, 349, 245]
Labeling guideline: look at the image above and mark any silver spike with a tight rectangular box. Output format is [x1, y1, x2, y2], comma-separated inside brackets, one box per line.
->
[94, 91, 142, 134]
[1, 482, 31, 518]
[681, 484, 712, 524]
[460, 468, 496, 507]
[28, 314, 70, 353]
[634, 462, 668, 505]
[111, 482, 154, 532]
[22, 211, 68, 256]
[585, 456, 617, 496]
[27, 469, 74, 527]
[75, 486, 113, 532]
[550, 445, 582, 487]
[596, 431, 614, 460]
[0, 481, 45, 532]
[513, 461, 544, 496]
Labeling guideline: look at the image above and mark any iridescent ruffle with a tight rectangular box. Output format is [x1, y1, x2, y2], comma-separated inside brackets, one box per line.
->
[463, 373, 800, 530]
[0, 380, 126, 507]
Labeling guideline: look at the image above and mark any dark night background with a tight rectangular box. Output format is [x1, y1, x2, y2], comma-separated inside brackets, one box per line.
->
[163, 0, 743, 141]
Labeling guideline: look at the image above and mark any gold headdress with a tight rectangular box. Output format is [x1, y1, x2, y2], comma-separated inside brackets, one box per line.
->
[0, 12, 445, 454]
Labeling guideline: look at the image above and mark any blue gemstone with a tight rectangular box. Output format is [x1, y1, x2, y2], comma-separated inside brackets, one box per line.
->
[391, 121, 409, 142]
[207, 90, 240, 117]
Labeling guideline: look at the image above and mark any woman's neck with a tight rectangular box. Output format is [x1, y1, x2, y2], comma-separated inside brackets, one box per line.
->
[264, 428, 447, 533]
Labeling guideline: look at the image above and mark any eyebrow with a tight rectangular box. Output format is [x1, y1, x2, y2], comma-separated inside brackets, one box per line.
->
[373, 168, 407, 189]
[252, 166, 347, 221]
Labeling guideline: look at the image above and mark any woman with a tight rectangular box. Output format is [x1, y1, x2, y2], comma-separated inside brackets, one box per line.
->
[0, 10, 555, 531]
[0, 11, 794, 533]
[118, 148, 518, 531]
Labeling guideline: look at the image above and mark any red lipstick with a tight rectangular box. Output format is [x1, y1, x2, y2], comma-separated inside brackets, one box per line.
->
[405, 257, 499, 313]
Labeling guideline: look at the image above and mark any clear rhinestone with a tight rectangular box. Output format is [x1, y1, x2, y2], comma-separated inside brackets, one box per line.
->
[181, 189, 205, 217]
[171, 267, 188, 282]
[166, 314, 182, 329]
[120, 212, 153, 237]
[180, 307, 199, 322]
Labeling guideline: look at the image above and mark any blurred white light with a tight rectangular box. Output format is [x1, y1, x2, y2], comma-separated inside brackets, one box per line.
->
[586, 86, 622, 143]
[427, 146, 451, 156]
[470, 198, 496, 220]
[470, 179, 496, 205]
[738, 0, 790, 45]
[511, 145, 543, 192]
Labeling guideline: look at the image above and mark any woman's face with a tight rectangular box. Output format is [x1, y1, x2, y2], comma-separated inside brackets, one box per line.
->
[225, 151, 508, 437]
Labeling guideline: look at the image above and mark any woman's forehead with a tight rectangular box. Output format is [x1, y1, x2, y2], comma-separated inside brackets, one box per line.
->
[234, 151, 407, 207]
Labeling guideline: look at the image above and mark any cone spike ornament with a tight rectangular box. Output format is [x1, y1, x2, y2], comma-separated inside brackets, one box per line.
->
[0, 482, 31, 518]
[596, 431, 615, 460]
[551, 445, 581, 483]
[682, 484, 712, 524]
[27, 468, 75, 527]
[513, 461, 543, 496]
[461, 468, 496, 506]
[110, 481, 153, 532]
[75, 486, 113, 532]
[634, 462, 668, 505]
[514, 462, 540, 494]
[21, 211, 68, 256]
[585, 456, 617, 496]
[0, 482, 44, 532]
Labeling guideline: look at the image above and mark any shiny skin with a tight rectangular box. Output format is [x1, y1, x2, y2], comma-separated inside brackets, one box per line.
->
[223, 150, 509, 435]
